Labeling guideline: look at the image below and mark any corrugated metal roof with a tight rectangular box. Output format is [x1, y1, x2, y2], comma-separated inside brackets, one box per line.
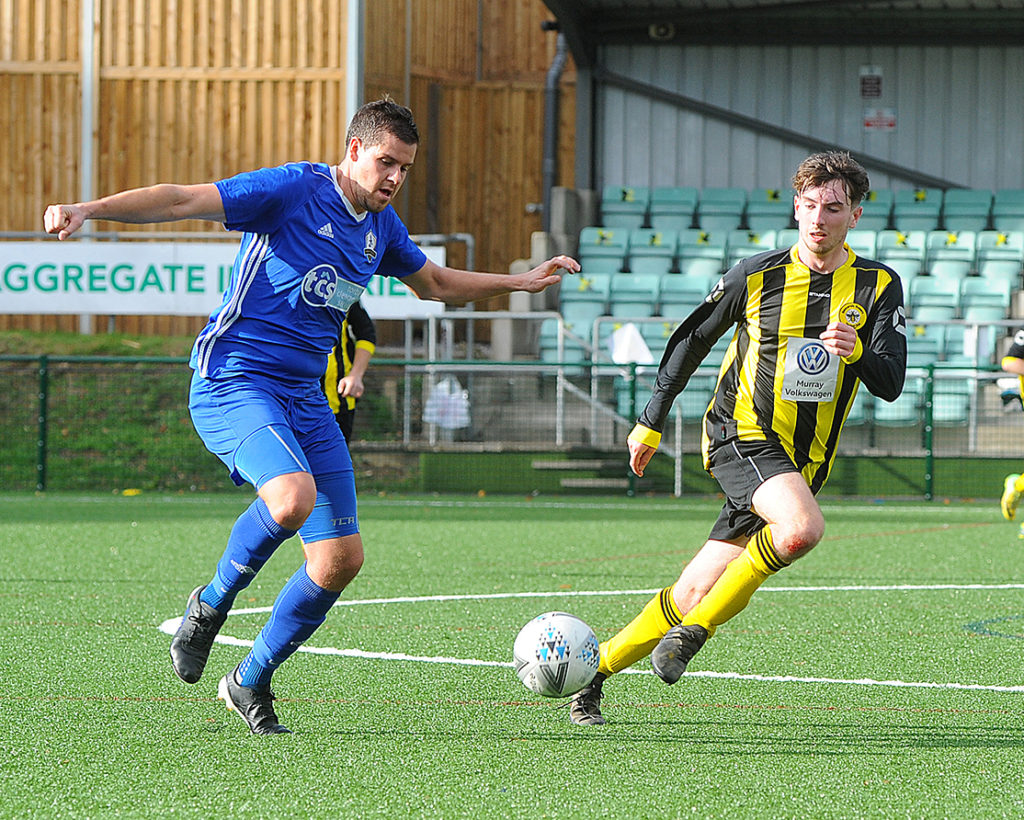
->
[544, 1, 1024, 65]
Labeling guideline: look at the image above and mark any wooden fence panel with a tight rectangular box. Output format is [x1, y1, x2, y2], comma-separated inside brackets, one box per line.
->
[1, 0, 577, 334]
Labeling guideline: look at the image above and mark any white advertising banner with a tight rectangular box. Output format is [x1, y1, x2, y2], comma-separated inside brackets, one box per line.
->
[0, 241, 445, 318]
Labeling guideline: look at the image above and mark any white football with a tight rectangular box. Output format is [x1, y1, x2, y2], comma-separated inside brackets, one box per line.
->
[513, 611, 600, 698]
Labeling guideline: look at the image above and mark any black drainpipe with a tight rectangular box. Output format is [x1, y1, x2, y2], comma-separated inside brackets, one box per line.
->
[541, 25, 568, 233]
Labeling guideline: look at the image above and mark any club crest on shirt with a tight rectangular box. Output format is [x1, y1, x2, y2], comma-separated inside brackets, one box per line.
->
[363, 229, 378, 263]
[838, 302, 867, 329]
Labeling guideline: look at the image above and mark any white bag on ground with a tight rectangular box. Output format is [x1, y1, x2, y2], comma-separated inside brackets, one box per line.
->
[423, 376, 471, 429]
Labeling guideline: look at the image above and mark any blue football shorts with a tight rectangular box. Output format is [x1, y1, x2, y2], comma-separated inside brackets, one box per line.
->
[188, 371, 359, 542]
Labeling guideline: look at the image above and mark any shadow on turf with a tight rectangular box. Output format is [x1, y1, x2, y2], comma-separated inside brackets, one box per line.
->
[562, 718, 1024, 752]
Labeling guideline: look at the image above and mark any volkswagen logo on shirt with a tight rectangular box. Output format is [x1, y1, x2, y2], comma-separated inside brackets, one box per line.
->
[301, 265, 338, 306]
[796, 340, 830, 375]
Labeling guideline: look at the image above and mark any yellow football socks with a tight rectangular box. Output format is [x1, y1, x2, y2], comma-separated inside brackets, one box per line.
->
[681, 528, 788, 633]
[598, 586, 681, 676]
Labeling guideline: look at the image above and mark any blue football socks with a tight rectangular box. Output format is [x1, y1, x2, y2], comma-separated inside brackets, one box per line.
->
[199, 497, 297, 613]
[236, 563, 341, 689]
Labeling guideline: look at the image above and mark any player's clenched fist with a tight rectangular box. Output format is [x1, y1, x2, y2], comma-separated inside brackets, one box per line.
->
[43, 203, 86, 240]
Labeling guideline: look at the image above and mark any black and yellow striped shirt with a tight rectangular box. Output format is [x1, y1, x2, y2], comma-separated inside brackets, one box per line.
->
[639, 244, 907, 492]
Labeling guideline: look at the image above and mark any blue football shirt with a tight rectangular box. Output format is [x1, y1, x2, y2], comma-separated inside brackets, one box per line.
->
[191, 161, 427, 384]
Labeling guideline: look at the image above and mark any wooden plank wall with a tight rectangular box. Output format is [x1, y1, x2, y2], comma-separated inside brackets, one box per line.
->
[1, 0, 577, 334]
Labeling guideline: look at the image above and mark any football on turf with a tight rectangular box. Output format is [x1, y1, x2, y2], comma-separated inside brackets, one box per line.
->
[513, 611, 600, 698]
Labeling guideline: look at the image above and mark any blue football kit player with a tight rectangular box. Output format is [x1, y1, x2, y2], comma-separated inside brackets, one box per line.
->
[44, 98, 579, 734]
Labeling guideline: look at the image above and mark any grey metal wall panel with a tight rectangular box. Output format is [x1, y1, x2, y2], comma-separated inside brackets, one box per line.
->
[597, 43, 1024, 192]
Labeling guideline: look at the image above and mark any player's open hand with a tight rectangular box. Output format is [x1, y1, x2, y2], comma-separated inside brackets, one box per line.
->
[520, 255, 580, 293]
[43, 204, 86, 241]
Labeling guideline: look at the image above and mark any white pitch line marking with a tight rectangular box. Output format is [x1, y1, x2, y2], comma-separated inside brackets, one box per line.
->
[157, 583, 1024, 695]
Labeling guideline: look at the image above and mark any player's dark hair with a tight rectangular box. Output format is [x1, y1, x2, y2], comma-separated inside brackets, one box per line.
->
[791, 151, 870, 207]
[346, 97, 419, 148]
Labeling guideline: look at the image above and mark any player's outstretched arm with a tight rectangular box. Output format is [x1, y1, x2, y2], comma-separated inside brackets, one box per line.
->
[43, 183, 226, 240]
[401, 255, 579, 305]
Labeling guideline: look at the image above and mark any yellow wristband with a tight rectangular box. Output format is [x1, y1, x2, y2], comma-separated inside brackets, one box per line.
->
[841, 335, 863, 364]
[628, 424, 662, 448]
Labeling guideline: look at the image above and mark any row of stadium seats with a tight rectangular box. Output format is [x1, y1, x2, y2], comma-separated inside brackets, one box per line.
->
[907, 275, 1013, 322]
[579, 226, 1024, 280]
[557, 268, 1012, 334]
[600, 185, 1024, 234]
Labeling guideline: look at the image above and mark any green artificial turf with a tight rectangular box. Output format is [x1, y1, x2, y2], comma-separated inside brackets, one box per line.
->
[1, 493, 1023, 818]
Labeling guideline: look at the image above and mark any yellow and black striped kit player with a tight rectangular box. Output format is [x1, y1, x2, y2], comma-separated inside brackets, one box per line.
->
[634, 243, 907, 493]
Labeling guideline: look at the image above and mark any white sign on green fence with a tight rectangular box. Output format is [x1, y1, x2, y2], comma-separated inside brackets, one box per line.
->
[0, 241, 445, 318]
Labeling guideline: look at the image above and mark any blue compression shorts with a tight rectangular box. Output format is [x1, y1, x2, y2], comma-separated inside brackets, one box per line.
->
[188, 371, 359, 542]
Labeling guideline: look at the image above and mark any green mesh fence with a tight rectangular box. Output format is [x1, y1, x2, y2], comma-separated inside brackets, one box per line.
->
[1, 355, 1022, 498]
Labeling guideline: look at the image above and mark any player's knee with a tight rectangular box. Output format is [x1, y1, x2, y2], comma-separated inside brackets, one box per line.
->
[263, 484, 317, 529]
[774, 513, 824, 562]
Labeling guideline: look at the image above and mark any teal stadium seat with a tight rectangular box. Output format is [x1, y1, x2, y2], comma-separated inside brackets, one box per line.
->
[942, 189, 992, 232]
[932, 376, 972, 426]
[538, 318, 589, 368]
[976, 230, 1024, 266]
[844, 388, 872, 426]
[927, 259, 972, 282]
[577, 226, 628, 274]
[960, 276, 1012, 322]
[845, 229, 878, 259]
[610, 273, 662, 320]
[876, 230, 927, 276]
[906, 325, 942, 364]
[676, 229, 727, 276]
[745, 188, 793, 232]
[726, 229, 777, 266]
[856, 189, 893, 231]
[873, 377, 923, 426]
[940, 323, 974, 366]
[909, 275, 959, 321]
[978, 259, 1022, 287]
[600, 186, 649, 230]
[925, 230, 976, 268]
[659, 271, 718, 316]
[776, 228, 799, 248]
[892, 188, 943, 232]
[648, 187, 698, 231]
[559, 272, 612, 347]
[992, 189, 1024, 232]
[628, 228, 677, 275]
[696, 188, 747, 233]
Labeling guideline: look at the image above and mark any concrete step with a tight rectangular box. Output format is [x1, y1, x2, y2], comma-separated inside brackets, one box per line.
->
[531, 459, 624, 471]
[559, 477, 630, 489]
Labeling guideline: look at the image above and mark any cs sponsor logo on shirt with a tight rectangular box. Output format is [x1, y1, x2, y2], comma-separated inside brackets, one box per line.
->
[301, 265, 338, 306]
